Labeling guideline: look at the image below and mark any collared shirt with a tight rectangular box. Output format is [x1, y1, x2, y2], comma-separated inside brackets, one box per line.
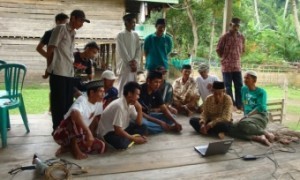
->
[139, 83, 164, 113]
[216, 31, 245, 72]
[144, 33, 173, 71]
[48, 23, 76, 77]
[200, 94, 233, 127]
[172, 77, 199, 102]
[97, 97, 137, 137]
[241, 86, 267, 115]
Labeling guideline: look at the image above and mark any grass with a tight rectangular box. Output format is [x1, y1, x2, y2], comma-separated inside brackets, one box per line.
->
[6, 84, 300, 130]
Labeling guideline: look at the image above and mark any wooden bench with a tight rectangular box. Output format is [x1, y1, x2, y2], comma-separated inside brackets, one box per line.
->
[267, 99, 285, 123]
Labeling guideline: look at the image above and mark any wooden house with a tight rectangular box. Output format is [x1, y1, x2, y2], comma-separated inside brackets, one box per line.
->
[0, 0, 178, 81]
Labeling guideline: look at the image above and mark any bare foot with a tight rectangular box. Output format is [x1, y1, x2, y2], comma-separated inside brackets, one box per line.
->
[187, 109, 194, 117]
[55, 146, 70, 156]
[252, 135, 272, 146]
[218, 132, 225, 139]
[265, 132, 275, 143]
[72, 151, 88, 160]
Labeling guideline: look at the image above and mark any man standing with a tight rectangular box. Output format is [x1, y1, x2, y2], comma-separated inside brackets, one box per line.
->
[116, 13, 141, 96]
[216, 17, 245, 111]
[47, 10, 90, 131]
[36, 13, 69, 62]
[144, 18, 173, 71]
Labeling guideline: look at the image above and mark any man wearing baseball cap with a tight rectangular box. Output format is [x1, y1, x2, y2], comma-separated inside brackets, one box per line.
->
[47, 9, 90, 131]
[101, 70, 119, 108]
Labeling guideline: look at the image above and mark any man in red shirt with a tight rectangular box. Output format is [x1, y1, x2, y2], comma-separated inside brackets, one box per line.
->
[216, 17, 245, 112]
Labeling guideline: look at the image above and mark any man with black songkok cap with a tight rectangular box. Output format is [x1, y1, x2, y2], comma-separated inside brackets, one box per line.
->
[116, 13, 141, 96]
[216, 17, 245, 113]
[53, 80, 105, 160]
[172, 64, 200, 117]
[144, 18, 173, 71]
[190, 81, 233, 139]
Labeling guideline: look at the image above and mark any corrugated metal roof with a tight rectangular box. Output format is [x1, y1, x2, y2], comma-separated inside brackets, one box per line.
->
[135, 0, 178, 4]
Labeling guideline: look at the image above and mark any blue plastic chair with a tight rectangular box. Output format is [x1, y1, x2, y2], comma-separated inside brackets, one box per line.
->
[0, 63, 30, 147]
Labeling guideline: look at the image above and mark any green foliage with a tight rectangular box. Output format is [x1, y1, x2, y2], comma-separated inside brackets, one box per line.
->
[155, 0, 300, 65]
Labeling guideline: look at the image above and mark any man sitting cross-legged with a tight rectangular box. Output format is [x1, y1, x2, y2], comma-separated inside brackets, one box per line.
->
[97, 81, 147, 150]
[228, 70, 275, 146]
[53, 80, 106, 160]
[190, 81, 233, 139]
[172, 64, 200, 117]
[140, 71, 182, 134]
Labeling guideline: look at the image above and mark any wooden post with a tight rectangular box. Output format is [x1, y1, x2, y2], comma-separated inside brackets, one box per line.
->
[222, 0, 233, 35]
[111, 43, 116, 74]
[283, 77, 288, 122]
[100, 44, 106, 70]
[106, 43, 110, 69]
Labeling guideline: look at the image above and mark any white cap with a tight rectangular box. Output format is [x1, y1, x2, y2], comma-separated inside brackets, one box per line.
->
[245, 70, 257, 77]
[101, 70, 116, 80]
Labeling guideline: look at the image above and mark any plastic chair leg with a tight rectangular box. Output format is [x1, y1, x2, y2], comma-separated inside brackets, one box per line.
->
[6, 110, 10, 130]
[0, 108, 8, 147]
[19, 96, 30, 133]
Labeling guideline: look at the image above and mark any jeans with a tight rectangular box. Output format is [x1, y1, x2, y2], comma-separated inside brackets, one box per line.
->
[142, 113, 174, 134]
[222, 71, 243, 109]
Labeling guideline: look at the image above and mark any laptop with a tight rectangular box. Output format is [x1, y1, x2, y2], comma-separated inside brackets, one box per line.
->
[194, 139, 234, 157]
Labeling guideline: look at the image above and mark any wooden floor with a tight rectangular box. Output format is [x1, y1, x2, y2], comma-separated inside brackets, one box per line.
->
[1, 113, 300, 180]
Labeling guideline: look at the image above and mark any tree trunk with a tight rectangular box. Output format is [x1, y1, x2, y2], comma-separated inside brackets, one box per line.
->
[253, 0, 261, 29]
[292, 0, 300, 41]
[183, 0, 198, 57]
[208, 18, 215, 65]
[283, 0, 289, 19]
[222, 0, 233, 34]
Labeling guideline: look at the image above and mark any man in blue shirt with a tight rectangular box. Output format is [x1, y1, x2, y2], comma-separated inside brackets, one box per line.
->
[144, 18, 173, 71]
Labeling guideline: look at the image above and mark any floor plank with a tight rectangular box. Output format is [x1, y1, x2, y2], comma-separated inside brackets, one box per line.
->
[1, 114, 300, 180]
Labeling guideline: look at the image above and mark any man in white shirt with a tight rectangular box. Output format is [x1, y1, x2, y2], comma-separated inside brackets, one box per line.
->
[53, 80, 105, 160]
[97, 81, 147, 149]
[196, 63, 219, 109]
[116, 14, 141, 96]
[47, 10, 90, 131]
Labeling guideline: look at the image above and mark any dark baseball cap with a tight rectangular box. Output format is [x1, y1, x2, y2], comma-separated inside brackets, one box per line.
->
[71, 10, 90, 23]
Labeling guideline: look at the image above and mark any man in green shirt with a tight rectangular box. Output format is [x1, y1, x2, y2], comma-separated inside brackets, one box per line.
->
[229, 70, 274, 146]
[144, 18, 173, 71]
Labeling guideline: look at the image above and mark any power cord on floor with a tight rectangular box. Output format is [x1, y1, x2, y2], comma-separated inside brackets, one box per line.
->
[230, 141, 299, 180]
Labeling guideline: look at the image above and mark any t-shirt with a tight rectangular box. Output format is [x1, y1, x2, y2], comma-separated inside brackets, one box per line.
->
[241, 86, 267, 115]
[144, 33, 173, 71]
[64, 94, 103, 127]
[196, 75, 219, 102]
[97, 97, 137, 137]
[40, 29, 53, 45]
[73, 51, 93, 77]
[158, 80, 173, 104]
[139, 83, 164, 113]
